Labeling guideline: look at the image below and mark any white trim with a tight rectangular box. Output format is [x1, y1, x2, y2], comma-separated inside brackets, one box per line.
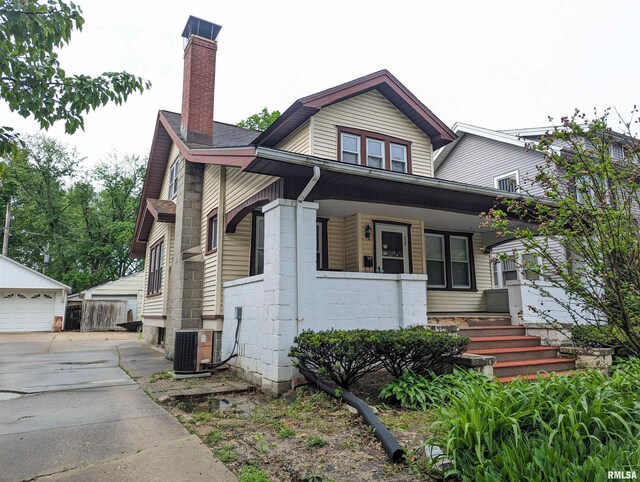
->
[449, 235, 471, 289]
[340, 132, 360, 164]
[425, 233, 446, 288]
[366, 138, 385, 169]
[390, 143, 408, 173]
[493, 170, 520, 192]
[168, 158, 179, 199]
[375, 223, 410, 274]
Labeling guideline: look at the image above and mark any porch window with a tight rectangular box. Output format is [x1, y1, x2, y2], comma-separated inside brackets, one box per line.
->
[148, 241, 163, 294]
[251, 213, 265, 276]
[366, 139, 384, 169]
[168, 159, 179, 199]
[492, 252, 542, 288]
[390, 143, 408, 173]
[494, 170, 519, 193]
[425, 231, 475, 290]
[316, 219, 329, 270]
[341, 133, 361, 164]
[206, 210, 218, 254]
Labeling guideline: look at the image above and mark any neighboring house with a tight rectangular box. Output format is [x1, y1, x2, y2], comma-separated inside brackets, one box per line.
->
[131, 17, 527, 393]
[0, 254, 70, 332]
[66, 272, 144, 331]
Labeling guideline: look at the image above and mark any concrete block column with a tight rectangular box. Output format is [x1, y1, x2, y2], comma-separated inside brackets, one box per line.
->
[166, 160, 205, 358]
[260, 198, 318, 394]
[397, 274, 429, 328]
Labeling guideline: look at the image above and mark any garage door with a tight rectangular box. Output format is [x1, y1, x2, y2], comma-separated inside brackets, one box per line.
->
[0, 291, 56, 332]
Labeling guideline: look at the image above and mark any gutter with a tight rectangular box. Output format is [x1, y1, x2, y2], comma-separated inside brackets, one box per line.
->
[295, 166, 321, 326]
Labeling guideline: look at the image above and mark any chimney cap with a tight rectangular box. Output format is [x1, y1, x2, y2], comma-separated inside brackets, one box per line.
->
[181, 16, 222, 42]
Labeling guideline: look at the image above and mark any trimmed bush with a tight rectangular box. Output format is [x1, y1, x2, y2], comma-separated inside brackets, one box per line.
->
[289, 329, 381, 389]
[572, 324, 636, 357]
[370, 327, 469, 378]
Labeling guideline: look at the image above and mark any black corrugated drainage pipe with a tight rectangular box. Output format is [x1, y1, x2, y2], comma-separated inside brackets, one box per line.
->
[298, 366, 405, 463]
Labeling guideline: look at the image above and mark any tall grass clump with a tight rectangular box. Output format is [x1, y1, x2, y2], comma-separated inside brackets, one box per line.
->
[433, 361, 640, 481]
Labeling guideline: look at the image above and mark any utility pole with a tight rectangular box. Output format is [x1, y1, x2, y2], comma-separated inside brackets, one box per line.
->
[2, 197, 10, 257]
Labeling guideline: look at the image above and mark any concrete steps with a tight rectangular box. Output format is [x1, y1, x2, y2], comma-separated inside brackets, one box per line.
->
[467, 335, 542, 350]
[466, 346, 559, 362]
[459, 326, 525, 338]
[492, 358, 576, 378]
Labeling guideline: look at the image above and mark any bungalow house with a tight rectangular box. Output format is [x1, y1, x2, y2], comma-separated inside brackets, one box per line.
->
[132, 17, 563, 393]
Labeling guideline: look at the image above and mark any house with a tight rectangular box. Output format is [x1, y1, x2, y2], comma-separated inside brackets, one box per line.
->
[0, 254, 70, 332]
[66, 272, 144, 331]
[131, 17, 531, 393]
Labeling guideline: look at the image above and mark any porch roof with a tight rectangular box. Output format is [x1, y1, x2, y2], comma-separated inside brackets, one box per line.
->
[247, 147, 540, 216]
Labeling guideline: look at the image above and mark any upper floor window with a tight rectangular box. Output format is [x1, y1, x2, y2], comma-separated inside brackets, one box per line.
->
[206, 209, 218, 254]
[338, 127, 412, 174]
[148, 240, 164, 295]
[168, 159, 179, 199]
[494, 170, 519, 193]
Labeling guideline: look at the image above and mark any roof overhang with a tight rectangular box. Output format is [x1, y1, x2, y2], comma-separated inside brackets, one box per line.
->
[252, 70, 457, 151]
[247, 147, 546, 217]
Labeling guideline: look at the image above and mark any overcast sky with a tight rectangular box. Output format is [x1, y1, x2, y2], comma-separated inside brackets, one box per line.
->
[3, 0, 639, 165]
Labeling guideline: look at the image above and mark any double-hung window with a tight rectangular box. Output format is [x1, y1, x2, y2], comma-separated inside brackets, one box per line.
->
[425, 232, 474, 290]
[390, 143, 408, 173]
[494, 170, 519, 193]
[168, 159, 179, 198]
[206, 210, 218, 253]
[341, 133, 360, 164]
[366, 139, 384, 169]
[492, 252, 542, 288]
[148, 241, 164, 294]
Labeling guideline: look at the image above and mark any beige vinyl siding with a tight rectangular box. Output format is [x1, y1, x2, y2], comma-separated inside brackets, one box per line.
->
[312, 90, 434, 177]
[427, 234, 492, 312]
[161, 143, 181, 200]
[436, 134, 546, 198]
[201, 165, 221, 315]
[225, 168, 278, 212]
[344, 215, 359, 272]
[142, 222, 170, 317]
[326, 217, 345, 270]
[357, 214, 425, 274]
[221, 214, 252, 286]
[277, 121, 310, 154]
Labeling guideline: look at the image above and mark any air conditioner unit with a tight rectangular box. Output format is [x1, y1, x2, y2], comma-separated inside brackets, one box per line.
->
[173, 329, 214, 373]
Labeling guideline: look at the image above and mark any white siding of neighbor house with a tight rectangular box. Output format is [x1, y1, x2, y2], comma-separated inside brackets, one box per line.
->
[83, 272, 144, 299]
[312, 90, 434, 177]
[427, 234, 493, 312]
[201, 164, 221, 315]
[436, 133, 546, 197]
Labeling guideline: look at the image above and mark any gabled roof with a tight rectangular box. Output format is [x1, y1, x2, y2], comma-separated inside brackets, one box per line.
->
[434, 122, 535, 172]
[0, 254, 71, 291]
[252, 70, 457, 150]
[76, 271, 145, 298]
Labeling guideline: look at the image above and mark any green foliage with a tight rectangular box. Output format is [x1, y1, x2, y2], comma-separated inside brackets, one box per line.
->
[206, 430, 221, 445]
[572, 324, 637, 357]
[0, 0, 150, 155]
[485, 110, 640, 356]
[238, 465, 271, 482]
[149, 371, 172, 383]
[236, 107, 280, 131]
[278, 427, 296, 440]
[289, 329, 382, 389]
[379, 369, 491, 410]
[0, 135, 146, 292]
[370, 327, 469, 378]
[214, 443, 236, 463]
[432, 363, 640, 481]
[305, 435, 327, 449]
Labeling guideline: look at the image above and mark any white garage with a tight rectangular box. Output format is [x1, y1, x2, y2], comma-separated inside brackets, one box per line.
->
[0, 254, 70, 332]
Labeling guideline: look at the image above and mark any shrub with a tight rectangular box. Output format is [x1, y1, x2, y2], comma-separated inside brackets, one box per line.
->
[289, 329, 381, 389]
[432, 364, 640, 481]
[370, 327, 469, 378]
[572, 324, 637, 357]
[379, 369, 492, 410]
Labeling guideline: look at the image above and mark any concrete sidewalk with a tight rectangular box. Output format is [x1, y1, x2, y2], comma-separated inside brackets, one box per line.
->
[0, 332, 235, 482]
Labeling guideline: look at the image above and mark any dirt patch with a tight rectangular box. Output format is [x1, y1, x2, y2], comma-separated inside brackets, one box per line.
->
[164, 373, 436, 481]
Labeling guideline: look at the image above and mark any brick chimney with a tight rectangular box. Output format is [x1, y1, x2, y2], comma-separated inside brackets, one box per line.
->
[180, 16, 222, 144]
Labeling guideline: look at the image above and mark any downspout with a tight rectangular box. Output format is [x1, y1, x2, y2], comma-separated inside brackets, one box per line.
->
[214, 166, 226, 318]
[296, 166, 321, 327]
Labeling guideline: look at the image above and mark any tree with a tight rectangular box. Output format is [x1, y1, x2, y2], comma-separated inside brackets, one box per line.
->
[237, 107, 280, 131]
[485, 110, 640, 355]
[0, 0, 151, 155]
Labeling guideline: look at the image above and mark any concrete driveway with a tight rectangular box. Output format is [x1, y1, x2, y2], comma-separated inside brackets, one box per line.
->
[0, 332, 235, 482]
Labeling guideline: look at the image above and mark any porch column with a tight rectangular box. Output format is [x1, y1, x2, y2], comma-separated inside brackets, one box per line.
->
[260, 198, 318, 394]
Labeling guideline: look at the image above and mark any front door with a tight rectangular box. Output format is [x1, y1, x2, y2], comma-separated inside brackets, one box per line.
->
[374, 223, 410, 274]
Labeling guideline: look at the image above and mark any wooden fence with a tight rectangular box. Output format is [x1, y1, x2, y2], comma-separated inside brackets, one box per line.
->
[80, 300, 128, 332]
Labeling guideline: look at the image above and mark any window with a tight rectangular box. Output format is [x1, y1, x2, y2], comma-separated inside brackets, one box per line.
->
[250, 213, 265, 276]
[341, 133, 360, 164]
[610, 143, 624, 160]
[494, 171, 519, 193]
[390, 143, 408, 173]
[206, 210, 218, 254]
[168, 159, 179, 198]
[366, 138, 384, 169]
[148, 241, 164, 294]
[425, 234, 446, 287]
[492, 252, 542, 288]
[316, 220, 329, 270]
[338, 127, 411, 173]
[425, 231, 475, 290]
